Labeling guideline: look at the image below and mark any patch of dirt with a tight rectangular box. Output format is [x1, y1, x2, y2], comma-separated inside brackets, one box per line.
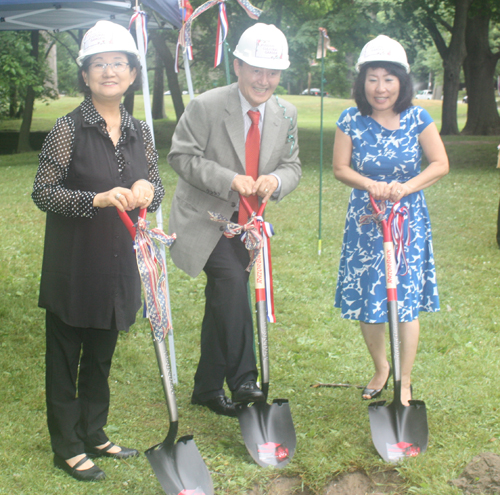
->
[449, 452, 500, 494]
[246, 471, 405, 494]
[247, 477, 313, 494]
[325, 470, 404, 495]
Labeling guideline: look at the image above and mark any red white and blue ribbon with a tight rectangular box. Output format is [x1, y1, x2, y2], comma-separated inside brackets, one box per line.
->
[214, 2, 229, 67]
[209, 210, 276, 322]
[360, 200, 410, 276]
[261, 221, 275, 323]
[176, 0, 262, 72]
[390, 202, 410, 276]
[129, 8, 148, 54]
[134, 217, 176, 343]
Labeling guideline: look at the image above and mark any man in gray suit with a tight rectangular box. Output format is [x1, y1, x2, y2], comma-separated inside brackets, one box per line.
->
[168, 23, 301, 416]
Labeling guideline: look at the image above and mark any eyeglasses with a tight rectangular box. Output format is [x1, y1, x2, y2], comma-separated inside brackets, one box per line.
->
[89, 62, 130, 73]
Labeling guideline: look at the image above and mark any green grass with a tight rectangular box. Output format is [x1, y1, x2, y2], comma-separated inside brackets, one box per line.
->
[0, 97, 498, 494]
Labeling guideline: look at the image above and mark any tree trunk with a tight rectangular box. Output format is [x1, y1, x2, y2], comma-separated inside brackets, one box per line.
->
[461, 14, 500, 135]
[17, 30, 39, 153]
[151, 31, 184, 122]
[152, 48, 166, 120]
[439, 0, 472, 135]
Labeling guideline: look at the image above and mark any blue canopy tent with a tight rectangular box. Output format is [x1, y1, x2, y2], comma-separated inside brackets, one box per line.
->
[0, 0, 181, 31]
[0, 0, 183, 382]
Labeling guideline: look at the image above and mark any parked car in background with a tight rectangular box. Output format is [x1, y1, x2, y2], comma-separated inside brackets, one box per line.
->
[301, 88, 329, 97]
[415, 89, 433, 100]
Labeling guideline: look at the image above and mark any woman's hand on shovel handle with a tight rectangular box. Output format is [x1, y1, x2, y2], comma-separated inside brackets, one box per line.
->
[93, 187, 134, 212]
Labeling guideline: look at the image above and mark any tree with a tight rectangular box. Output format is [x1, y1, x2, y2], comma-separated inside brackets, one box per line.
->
[151, 30, 185, 121]
[461, 0, 500, 135]
[389, 0, 472, 135]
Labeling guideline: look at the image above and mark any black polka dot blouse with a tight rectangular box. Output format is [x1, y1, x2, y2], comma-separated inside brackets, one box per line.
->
[32, 96, 164, 218]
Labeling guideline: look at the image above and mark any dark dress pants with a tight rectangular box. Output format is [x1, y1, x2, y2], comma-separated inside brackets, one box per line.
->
[45, 311, 119, 459]
[193, 230, 258, 401]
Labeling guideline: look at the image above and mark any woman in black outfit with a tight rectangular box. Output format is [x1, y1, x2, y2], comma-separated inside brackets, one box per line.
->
[32, 20, 164, 481]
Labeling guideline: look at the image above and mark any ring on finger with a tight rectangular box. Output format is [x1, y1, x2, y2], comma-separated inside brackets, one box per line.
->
[115, 193, 122, 200]
[396, 189, 401, 194]
[145, 196, 150, 201]
[265, 188, 269, 193]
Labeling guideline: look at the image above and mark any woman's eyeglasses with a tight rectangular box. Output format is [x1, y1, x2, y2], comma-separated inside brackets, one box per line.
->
[89, 62, 130, 73]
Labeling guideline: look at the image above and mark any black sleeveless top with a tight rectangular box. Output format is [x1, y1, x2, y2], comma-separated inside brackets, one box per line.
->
[38, 104, 149, 331]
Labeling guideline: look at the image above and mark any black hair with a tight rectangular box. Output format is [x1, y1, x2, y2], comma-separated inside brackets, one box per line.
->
[77, 52, 142, 96]
[353, 61, 413, 116]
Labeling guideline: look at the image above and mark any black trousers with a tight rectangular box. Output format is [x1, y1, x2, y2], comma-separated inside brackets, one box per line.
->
[45, 311, 119, 459]
[193, 230, 258, 401]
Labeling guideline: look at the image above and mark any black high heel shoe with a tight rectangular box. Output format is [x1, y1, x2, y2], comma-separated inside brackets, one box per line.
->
[362, 365, 392, 400]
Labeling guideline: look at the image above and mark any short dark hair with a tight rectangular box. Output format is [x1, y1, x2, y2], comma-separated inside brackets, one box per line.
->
[353, 61, 413, 116]
[78, 53, 142, 96]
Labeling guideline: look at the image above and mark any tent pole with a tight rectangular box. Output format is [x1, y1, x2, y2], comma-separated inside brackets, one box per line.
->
[134, 13, 178, 385]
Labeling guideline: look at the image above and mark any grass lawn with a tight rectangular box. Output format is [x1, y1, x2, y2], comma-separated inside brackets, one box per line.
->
[0, 96, 499, 494]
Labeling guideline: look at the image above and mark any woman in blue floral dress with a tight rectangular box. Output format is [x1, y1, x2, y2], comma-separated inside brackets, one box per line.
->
[333, 36, 449, 406]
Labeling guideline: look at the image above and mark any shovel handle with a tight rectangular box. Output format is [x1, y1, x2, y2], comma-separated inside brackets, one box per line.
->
[239, 195, 266, 218]
[239, 195, 269, 397]
[116, 207, 147, 239]
[369, 195, 402, 399]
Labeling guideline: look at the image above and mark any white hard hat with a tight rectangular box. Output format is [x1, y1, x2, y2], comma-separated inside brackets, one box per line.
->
[356, 35, 410, 73]
[76, 20, 139, 66]
[233, 23, 290, 70]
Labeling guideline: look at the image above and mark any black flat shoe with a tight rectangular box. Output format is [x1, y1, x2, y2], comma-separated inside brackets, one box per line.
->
[362, 365, 392, 400]
[54, 454, 106, 482]
[191, 394, 237, 417]
[85, 442, 139, 460]
[232, 380, 265, 404]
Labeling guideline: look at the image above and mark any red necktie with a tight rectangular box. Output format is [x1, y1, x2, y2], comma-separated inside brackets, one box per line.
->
[239, 110, 260, 225]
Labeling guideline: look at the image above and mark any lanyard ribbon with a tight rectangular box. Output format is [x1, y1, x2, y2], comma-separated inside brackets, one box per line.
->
[134, 217, 176, 342]
[209, 210, 275, 322]
[360, 199, 410, 276]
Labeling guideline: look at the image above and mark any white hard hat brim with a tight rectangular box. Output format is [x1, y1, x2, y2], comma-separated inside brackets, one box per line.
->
[76, 47, 140, 67]
[233, 52, 290, 70]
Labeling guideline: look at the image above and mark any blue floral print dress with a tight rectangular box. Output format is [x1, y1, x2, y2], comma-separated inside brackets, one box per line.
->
[334, 106, 440, 323]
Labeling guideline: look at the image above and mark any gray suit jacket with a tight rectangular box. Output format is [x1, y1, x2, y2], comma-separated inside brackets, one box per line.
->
[168, 83, 301, 277]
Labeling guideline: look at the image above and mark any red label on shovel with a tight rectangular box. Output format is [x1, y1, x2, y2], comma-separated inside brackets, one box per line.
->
[386, 441, 421, 461]
[179, 488, 206, 495]
[257, 442, 289, 465]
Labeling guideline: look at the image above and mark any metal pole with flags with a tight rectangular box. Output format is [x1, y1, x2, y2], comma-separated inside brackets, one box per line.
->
[316, 27, 337, 255]
[131, 6, 179, 384]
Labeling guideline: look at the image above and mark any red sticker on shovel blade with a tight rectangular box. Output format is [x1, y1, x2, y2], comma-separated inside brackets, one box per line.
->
[257, 442, 289, 465]
[386, 441, 420, 461]
[179, 488, 206, 495]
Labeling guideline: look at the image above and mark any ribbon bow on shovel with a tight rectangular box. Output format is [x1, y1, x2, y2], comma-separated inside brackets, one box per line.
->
[208, 202, 275, 323]
[117, 208, 214, 495]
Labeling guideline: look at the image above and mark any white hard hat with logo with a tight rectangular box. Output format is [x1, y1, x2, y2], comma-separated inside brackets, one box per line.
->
[76, 20, 139, 67]
[233, 23, 290, 70]
[356, 35, 410, 73]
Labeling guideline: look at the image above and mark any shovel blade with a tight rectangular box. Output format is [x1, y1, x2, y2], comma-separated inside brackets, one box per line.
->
[145, 435, 214, 495]
[237, 399, 296, 468]
[368, 399, 428, 463]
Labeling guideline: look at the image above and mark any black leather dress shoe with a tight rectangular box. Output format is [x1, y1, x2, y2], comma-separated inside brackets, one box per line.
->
[54, 454, 106, 482]
[232, 381, 265, 404]
[191, 394, 237, 417]
[85, 442, 139, 460]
